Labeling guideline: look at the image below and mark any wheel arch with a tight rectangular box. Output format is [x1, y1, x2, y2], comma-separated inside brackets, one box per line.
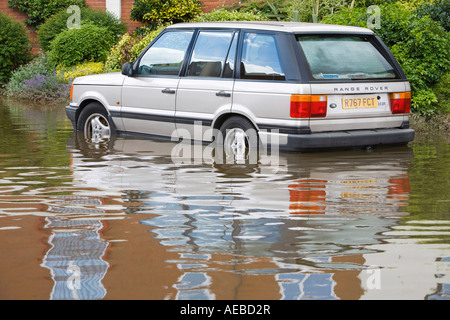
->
[213, 112, 259, 133]
[75, 99, 109, 128]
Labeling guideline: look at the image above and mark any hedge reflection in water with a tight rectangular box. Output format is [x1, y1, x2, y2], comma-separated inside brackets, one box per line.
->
[0, 97, 449, 300]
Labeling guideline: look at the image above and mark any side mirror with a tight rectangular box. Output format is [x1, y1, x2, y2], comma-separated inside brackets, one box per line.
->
[121, 62, 133, 76]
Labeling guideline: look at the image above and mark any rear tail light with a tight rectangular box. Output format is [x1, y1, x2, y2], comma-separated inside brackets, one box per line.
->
[290, 95, 327, 118]
[390, 92, 411, 114]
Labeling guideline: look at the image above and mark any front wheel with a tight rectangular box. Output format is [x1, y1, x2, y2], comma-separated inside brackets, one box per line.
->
[218, 116, 259, 163]
[77, 103, 115, 144]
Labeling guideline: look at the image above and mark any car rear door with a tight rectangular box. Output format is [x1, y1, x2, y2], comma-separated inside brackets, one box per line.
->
[175, 30, 238, 142]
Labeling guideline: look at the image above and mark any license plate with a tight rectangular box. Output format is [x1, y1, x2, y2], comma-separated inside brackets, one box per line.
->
[342, 97, 378, 109]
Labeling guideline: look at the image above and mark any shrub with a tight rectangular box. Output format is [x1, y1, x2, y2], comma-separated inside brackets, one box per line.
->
[433, 73, 450, 115]
[38, 6, 127, 52]
[48, 23, 114, 67]
[193, 8, 266, 22]
[58, 61, 105, 82]
[416, 0, 449, 31]
[7, 0, 85, 27]
[130, 0, 202, 25]
[322, 3, 450, 116]
[0, 13, 32, 84]
[105, 33, 142, 72]
[5, 54, 69, 101]
[105, 24, 168, 72]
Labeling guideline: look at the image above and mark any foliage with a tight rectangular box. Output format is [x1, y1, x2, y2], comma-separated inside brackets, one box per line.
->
[193, 8, 266, 22]
[0, 13, 32, 84]
[48, 23, 114, 67]
[57, 61, 105, 82]
[225, 0, 288, 20]
[282, 0, 354, 22]
[105, 25, 167, 72]
[5, 54, 69, 101]
[130, 0, 202, 25]
[105, 34, 141, 72]
[432, 73, 450, 115]
[415, 0, 449, 31]
[38, 6, 127, 52]
[323, 3, 450, 116]
[7, 0, 85, 27]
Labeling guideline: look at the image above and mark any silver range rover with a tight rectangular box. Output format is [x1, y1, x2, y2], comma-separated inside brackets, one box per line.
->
[66, 21, 414, 152]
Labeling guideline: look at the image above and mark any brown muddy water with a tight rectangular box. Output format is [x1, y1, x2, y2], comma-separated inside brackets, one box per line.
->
[0, 96, 449, 301]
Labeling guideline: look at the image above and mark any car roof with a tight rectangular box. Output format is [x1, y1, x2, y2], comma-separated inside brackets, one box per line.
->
[166, 21, 374, 35]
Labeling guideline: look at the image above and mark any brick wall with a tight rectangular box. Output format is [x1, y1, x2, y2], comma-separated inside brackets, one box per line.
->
[201, 0, 239, 12]
[120, 0, 142, 32]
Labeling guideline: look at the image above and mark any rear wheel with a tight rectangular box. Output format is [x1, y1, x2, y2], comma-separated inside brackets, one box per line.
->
[77, 102, 115, 144]
[218, 116, 259, 163]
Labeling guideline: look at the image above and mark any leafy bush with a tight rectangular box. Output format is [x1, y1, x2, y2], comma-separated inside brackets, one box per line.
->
[105, 25, 168, 72]
[58, 61, 105, 82]
[5, 54, 69, 101]
[130, 0, 202, 24]
[8, 0, 85, 27]
[0, 12, 32, 84]
[433, 73, 450, 115]
[38, 6, 127, 52]
[416, 0, 449, 31]
[193, 8, 266, 22]
[105, 33, 142, 72]
[323, 3, 450, 116]
[225, 0, 288, 20]
[48, 23, 114, 67]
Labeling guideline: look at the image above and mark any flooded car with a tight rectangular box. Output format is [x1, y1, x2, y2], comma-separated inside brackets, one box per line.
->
[66, 21, 414, 154]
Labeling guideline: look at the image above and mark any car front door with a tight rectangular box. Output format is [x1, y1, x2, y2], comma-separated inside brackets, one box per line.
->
[121, 30, 194, 137]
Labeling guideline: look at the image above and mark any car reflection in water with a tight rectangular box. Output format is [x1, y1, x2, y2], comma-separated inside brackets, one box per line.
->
[61, 132, 417, 299]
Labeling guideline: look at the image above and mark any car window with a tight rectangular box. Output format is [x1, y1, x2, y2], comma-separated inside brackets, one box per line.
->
[240, 33, 285, 81]
[187, 31, 235, 78]
[297, 35, 398, 80]
[138, 31, 194, 76]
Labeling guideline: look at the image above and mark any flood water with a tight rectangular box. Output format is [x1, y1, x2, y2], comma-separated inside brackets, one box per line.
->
[0, 96, 449, 301]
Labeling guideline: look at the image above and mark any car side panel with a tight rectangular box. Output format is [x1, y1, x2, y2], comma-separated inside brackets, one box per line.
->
[72, 84, 124, 131]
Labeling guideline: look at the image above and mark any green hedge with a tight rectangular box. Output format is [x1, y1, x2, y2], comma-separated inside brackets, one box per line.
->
[48, 23, 114, 67]
[130, 0, 202, 24]
[38, 6, 127, 52]
[8, 0, 85, 27]
[193, 8, 265, 22]
[0, 12, 32, 84]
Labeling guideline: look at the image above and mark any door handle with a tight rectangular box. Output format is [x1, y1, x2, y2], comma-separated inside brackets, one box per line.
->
[216, 91, 231, 97]
[162, 88, 176, 94]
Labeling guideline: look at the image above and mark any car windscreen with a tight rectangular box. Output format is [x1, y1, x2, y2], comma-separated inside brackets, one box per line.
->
[297, 35, 398, 80]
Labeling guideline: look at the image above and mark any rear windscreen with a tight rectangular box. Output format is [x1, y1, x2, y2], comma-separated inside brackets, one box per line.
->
[297, 35, 398, 80]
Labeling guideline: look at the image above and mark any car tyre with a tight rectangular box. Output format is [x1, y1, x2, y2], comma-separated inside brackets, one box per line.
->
[77, 102, 115, 144]
[218, 116, 259, 163]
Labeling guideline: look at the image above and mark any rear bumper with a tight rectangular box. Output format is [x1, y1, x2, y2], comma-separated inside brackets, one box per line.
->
[283, 128, 415, 151]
